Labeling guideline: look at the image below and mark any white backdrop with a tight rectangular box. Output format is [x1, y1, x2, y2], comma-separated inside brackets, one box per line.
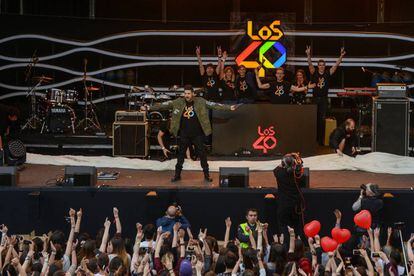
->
[26, 152, 414, 175]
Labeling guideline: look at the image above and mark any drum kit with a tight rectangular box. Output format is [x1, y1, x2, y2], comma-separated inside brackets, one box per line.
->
[21, 53, 184, 136]
[22, 58, 103, 134]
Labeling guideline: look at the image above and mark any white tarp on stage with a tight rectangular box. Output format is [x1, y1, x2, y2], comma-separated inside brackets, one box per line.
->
[26, 152, 414, 175]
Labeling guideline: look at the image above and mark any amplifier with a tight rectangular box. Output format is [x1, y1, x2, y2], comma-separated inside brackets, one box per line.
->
[372, 98, 410, 156]
[376, 83, 407, 98]
[115, 111, 146, 122]
[113, 122, 148, 157]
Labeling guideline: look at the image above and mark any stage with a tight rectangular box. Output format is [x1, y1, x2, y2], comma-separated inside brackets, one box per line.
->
[16, 163, 414, 190]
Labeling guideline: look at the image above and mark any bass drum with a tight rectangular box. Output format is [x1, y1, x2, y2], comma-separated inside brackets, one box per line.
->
[44, 105, 76, 134]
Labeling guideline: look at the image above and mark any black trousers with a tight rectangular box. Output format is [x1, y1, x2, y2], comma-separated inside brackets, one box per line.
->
[175, 135, 208, 175]
[313, 97, 328, 145]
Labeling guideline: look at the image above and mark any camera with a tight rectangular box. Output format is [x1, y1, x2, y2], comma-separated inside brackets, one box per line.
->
[352, 249, 361, 256]
[394, 222, 405, 230]
[371, 252, 381, 258]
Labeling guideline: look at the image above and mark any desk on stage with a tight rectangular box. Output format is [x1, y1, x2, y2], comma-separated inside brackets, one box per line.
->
[212, 104, 317, 156]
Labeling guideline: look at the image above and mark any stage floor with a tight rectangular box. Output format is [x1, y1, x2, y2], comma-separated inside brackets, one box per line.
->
[17, 164, 414, 190]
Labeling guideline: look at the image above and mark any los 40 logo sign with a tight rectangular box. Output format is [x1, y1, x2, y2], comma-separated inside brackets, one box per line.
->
[236, 20, 287, 77]
[252, 126, 277, 154]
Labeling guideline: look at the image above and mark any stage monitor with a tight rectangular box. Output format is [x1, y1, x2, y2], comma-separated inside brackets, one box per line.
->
[0, 166, 18, 187]
[219, 167, 249, 188]
[64, 166, 97, 187]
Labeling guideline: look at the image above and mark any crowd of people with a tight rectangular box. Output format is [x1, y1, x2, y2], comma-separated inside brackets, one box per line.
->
[1, 178, 410, 276]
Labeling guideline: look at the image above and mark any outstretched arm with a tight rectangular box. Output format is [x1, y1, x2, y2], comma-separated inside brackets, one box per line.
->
[113, 207, 122, 234]
[99, 218, 111, 253]
[65, 208, 76, 257]
[254, 66, 270, 89]
[196, 46, 205, 76]
[306, 45, 315, 75]
[330, 47, 346, 75]
[206, 101, 237, 111]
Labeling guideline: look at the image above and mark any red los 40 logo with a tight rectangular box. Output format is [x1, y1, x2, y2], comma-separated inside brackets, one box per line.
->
[252, 126, 277, 153]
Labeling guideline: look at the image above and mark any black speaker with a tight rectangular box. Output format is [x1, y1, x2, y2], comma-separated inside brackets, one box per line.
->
[0, 166, 18, 186]
[64, 166, 97, 186]
[219, 167, 249, 188]
[113, 122, 148, 157]
[372, 98, 410, 156]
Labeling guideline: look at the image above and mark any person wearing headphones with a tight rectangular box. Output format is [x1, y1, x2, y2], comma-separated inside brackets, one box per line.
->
[273, 153, 305, 242]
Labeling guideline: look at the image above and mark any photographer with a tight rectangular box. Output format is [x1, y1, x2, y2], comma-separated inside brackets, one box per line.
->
[273, 153, 305, 241]
[352, 183, 383, 228]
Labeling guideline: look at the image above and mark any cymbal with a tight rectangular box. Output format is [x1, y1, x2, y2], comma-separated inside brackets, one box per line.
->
[86, 86, 100, 91]
[32, 76, 53, 82]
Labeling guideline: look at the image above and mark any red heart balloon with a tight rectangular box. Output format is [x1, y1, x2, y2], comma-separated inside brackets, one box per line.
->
[321, 236, 338, 252]
[331, 228, 351, 244]
[354, 210, 372, 229]
[303, 220, 321, 238]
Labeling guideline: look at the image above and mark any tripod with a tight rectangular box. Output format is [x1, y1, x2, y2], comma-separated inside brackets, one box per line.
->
[22, 78, 44, 130]
[76, 58, 101, 133]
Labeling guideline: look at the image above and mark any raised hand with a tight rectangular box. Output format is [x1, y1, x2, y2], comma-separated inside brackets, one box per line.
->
[225, 217, 232, 228]
[340, 47, 346, 57]
[305, 45, 311, 56]
[374, 227, 380, 238]
[333, 209, 342, 220]
[69, 208, 76, 218]
[77, 208, 83, 218]
[196, 46, 201, 57]
[217, 46, 222, 57]
[288, 226, 295, 237]
[104, 217, 111, 228]
[113, 207, 119, 218]
[198, 228, 207, 240]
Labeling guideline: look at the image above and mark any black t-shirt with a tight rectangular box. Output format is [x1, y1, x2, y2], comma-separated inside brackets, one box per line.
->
[159, 121, 171, 147]
[179, 101, 203, 137]
[311, 71, 330, 97]
[268, 81, 291, 104]
[235, 76, 254, 99]
[202, 73, 220, 101]
[329, 126, 357, 156]
[273, 166, 300, 203]
[291, 81, 308, 105]
[220, 79, 236, 101]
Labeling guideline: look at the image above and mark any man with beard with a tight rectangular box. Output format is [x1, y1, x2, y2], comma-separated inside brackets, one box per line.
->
[196, 46, 223, 102]
[329, 118, 357, 156]
[142, 85, 237, 182]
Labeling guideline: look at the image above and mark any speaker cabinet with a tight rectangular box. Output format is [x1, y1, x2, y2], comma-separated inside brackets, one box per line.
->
[113, 122, 148, 157]
[64, 166, 97, 186]
[372, 98, 410, 156]
[0, 166, 18, 186]
[219, 167, 249, 188]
